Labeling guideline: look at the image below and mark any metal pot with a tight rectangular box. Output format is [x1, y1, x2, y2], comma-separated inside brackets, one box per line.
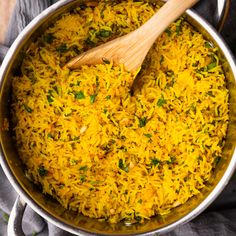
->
[0, 0, 236, 235]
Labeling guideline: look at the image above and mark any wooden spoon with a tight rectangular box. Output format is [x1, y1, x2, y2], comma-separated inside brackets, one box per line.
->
[66, 0, 199, 72]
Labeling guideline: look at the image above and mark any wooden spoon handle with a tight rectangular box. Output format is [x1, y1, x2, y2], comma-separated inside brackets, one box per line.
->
[133, 0, 199, 46]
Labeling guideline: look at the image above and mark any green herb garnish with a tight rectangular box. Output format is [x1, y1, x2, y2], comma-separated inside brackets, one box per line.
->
[205, 41, 213, 48]
[139, 117, 147, 128]
[138, 199, 142, 204]
[47, 95, 53, 103]
[207, 62, 217, 70]
[38, 166, 48, 177]
[84, 38, 95, 46]
[23, 104, 33, 113]
[157, 95, 166, 107]
[70, 159, 77, 165]
[176, 25, 181, 35]
[44, 33, 55, 44]
[79, 165, 88, 171]
[105, 95, 111, 100]
[118, 159, 129, 172]
[144, 133, 152, 138]
[80, 175, 86, 182]
[90, 94, 97, 104]
[135, 216, 142, 222]
[75, 91, 85, 99]
[215, 156, 221, 166]
[47, 90, 54, 103]
[165, 28, 172, 37]
[207, 91, 214, 97]
[99, 29, 111, 38]
[56, 43, 68, 53]
[151, 158, 160, 166]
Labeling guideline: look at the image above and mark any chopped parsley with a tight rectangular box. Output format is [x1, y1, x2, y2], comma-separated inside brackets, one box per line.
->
[205, 41, 213, 48]
[157, 95, 166, 107]
[79, 165, 88, 171]
[165, 28, 172, 37]
[215, 156, 221, 166]
[151, 158, 160, 166]
[144, 133, 152, 138]
[207, 91, 215, 97]
[84, 38, 95, 46]
[176, 25, 181, 35]
[23, 104, 33, 113]
[80, 175, 86, 182]
[138, 199, 142, 204]
[75, 91, 85, 99]
[38, 166, 48, 177]
[105, 95, 111, 100]
[139, 117, 147, 128]
[90, 94, 97, 103]
[99, 29, 111, 38]
[47, 92, 54, 103]
[207, 62, 217, 70]
[135, 216, 142, 222]
[56, 43, 68, 53]
[70, 159, 77, 165]
[44, 33, 55, 44]
[118, 159, 129, 172]
[176, 19, 182, 35]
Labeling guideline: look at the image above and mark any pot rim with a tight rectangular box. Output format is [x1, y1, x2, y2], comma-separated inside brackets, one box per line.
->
[0, 1, 236, 235]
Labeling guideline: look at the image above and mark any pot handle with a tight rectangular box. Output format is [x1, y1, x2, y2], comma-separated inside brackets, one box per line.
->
[215, 0, 230, 32]
[8, 196, 27, 236]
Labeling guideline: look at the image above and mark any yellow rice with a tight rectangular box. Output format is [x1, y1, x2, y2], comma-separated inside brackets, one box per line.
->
[11, 0, 229, 223]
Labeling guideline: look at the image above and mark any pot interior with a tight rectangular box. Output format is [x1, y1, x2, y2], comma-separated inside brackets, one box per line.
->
[0, 0, 236, 235]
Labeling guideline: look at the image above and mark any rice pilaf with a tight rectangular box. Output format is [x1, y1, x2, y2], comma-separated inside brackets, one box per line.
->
[11, 0, 229, 223]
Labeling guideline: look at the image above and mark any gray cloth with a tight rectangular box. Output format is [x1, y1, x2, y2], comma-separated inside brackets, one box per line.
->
[0, 0, 236, 235]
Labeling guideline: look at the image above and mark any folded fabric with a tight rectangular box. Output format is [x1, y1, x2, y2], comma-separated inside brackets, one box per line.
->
[0, 0, 236, 235]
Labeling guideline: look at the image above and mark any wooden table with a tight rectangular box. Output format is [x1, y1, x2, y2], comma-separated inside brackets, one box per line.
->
[0, 0, 16, 44]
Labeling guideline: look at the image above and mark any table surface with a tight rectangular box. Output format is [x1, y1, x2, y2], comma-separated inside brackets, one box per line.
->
[0, 0, 16, 44]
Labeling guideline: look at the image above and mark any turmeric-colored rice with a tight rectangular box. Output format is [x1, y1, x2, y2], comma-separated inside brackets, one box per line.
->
[11, 0, 229, 223]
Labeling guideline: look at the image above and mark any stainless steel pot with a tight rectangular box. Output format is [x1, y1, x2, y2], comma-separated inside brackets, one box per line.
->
[0, 0, 236, 235]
